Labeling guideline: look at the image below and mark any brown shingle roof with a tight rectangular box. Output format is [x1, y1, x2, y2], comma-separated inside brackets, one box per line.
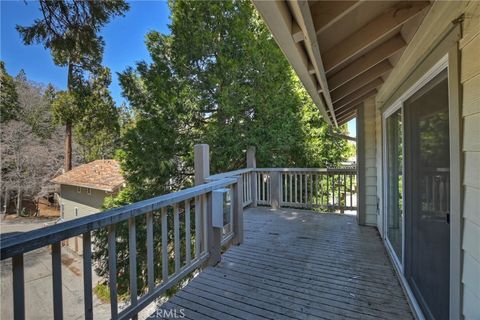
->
[51, 160, 125, 192]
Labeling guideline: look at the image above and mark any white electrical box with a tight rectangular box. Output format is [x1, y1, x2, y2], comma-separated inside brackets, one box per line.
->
[212, 188, 232, 228]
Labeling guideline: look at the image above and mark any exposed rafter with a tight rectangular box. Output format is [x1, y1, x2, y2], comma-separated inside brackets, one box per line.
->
[291, 21, 304, 43]
[322, 1, 429, 72]
[338, 111, 358, 125]
[252, 0, 333, 126]
[335, 89, 377, 118]
[290, 0, 338, 126]
[310, 1, 361, 35]
[333, 78, 383, 110]
[327, 34, 406, 90]
[331, 60, 391, 102]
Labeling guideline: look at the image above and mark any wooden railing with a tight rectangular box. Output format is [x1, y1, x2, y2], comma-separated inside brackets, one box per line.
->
[210, 167, 357, 211]
[0, 156, 357, 319]
[0, 177, 243, 320]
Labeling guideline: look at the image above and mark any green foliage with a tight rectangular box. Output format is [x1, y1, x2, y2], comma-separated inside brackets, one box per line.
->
[17, 0, 129, 170]
[92, 0, 351, 297]
[16, 1, 129, 73]
[0, 61, 19, 123]
[73, 68, 120, 162]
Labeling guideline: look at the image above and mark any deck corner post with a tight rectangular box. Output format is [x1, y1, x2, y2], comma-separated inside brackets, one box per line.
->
[270, 171, 281, 209]
[247, 146, 257, 207]
[206, 192, 222, 266]
[194, 144, 210, 186]
[233, 176, 244, 245]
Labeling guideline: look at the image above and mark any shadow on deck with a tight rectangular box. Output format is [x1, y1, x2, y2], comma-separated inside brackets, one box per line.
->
[155, 207, 413, 320]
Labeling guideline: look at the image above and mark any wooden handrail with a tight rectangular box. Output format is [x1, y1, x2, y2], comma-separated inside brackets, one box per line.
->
[0, 177, 236, 260]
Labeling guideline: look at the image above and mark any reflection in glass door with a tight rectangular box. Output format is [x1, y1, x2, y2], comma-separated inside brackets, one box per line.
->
[385, 109, 403, 262]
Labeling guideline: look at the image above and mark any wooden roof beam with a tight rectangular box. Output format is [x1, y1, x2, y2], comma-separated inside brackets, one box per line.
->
[331, 60, 391, 102]
[322, 1, 430, 72]
[290, 0, 338, 126]
[292, 20, 304, 43]
[337, 111, 357, 126]
[327, 34, 406, 90]
[335, 89, 377, 118]
[310, 1, 361, 35]
[333, 78, 383, 110]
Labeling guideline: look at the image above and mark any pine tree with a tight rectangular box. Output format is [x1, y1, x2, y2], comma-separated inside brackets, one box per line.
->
[16, 1, 129, 171]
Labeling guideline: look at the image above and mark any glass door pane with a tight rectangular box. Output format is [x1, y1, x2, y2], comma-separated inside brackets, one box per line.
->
[386, 109, 403, 262]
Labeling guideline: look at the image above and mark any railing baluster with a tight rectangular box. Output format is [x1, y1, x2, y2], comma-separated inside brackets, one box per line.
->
[174, 204, 180, 273]
[185, 200, 191, 265]
[332, 174, 335, 210]
[146, 212, 154, 292]
[314, 174, 318, 206]
[202, 194, 208, 252]
[294, 174, 297, 204]
[300, 173, 303, 205]
[128, 217, 138, 315]
[51, 242, 63, 320]
[12, 254, 25, 320]
[195, 197, 201, 258]
[161, 208, 168, 282]
[83, 233, 93, 320]
[305, 174, 308, 207]
[108, 225, 118, 319]
[350, 173, 353, 209]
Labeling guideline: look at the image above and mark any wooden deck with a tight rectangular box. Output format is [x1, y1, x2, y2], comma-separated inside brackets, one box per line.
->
[156, 207, 413, 320]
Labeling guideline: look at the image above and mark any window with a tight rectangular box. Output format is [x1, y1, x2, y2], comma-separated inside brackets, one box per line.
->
[75, 207, 79, 217]
[77, 186, 81, 193]
[87, 188, 91, 195]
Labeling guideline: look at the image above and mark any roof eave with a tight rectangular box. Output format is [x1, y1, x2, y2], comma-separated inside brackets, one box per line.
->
[252, 0, 334, 127]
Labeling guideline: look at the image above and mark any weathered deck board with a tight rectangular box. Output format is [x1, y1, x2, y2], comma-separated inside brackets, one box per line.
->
[153, 207, 413, 319]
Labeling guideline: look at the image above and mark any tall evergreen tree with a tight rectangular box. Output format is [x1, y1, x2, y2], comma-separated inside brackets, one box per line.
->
[93, 0, 349, 296]
[0, 61, 19, 123]
[16, 0, 129, 171]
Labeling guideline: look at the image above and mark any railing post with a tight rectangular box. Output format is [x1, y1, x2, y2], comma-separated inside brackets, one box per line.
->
[194, 144, 210, 186]
[205, 191, 222, 266]
[247, 146, 257, 207]
[233, 176, 244, 245]
[194, 144, 221, 265]
[270, 171, 281, 209]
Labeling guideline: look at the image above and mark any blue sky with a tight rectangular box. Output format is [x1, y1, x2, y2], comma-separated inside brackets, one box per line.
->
[1, 0, 355, 135]
[1, 0, 171, 105]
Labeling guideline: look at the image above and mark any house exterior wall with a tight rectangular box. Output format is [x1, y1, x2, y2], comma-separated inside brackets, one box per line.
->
[373, 2, 480, 318]
[59, 185, 109, 221]
[358, 97, 378, 227]
[459, 3, 480, 318]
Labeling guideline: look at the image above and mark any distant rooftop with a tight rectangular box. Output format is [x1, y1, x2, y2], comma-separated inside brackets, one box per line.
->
[51, 160, 125, 192]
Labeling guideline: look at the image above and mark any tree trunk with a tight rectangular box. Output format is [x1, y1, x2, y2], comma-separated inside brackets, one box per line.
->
[16, 188, 22, 217]
[65, 121, 72, 171]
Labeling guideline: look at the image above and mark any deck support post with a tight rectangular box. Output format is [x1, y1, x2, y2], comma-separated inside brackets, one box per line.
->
[194, 144, 221, 265]
[247, 146, 257, 207]
[270, 171, 281, 209]
[232, 176, 244, 245]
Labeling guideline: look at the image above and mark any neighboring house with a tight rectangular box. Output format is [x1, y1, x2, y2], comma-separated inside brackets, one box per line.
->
[51, 160, 125, 221]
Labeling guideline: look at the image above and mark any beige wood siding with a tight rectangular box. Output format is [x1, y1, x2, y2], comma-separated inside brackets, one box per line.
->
[460, 4, 480, 317]
[362, 97, 378, 226]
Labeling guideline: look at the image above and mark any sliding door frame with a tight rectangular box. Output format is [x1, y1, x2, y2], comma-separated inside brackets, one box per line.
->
[381, 50, 462, 320]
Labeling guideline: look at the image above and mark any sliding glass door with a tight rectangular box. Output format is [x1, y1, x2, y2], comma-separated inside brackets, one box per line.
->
[385, 109, 403, 263]
[383, 67, 450, 320]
